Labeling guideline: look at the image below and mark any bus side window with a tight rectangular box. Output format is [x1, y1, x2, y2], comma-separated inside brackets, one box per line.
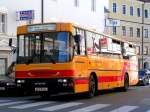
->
[86, 31, 95, 54]
[74, 28, 86, 56]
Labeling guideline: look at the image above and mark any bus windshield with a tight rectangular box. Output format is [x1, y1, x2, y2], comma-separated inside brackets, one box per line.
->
[17, 32, 72, 64]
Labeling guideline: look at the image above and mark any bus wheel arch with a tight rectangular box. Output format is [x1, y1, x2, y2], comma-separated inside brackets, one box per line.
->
[87, 72, 98, 98]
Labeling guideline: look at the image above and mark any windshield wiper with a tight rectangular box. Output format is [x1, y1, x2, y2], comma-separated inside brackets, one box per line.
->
[43, 49, 56, 64]
[49, 55, 56, 64]
[26, 52, 56, 65]
[26, 55, 34, 65]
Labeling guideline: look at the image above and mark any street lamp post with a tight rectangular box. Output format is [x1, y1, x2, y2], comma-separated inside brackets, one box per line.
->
[41, 0, 44, 23]
[137, 0, 150, 68]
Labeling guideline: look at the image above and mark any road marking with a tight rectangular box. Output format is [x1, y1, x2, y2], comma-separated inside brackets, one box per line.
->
[9, 101, 54, 109]
[70, 104, 110, 112]
[0, 101, 27, 106]
[110, 105, 138, 112]
[0, 100, 11, 103]
[146, 110, 150, 112]
[38, 102, 83, 111]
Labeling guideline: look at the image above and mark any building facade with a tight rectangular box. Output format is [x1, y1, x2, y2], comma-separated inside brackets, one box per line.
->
[0, 0, 108, 76]
[104, 0, 150, 69]
[0, 7, 12, 77]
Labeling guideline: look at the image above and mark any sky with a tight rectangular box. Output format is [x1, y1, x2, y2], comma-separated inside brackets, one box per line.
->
[102, 0, 109, 8]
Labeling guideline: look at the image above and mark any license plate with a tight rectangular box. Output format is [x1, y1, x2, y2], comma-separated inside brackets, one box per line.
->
[35, 87, 48, 92]
[0, 87, 5, 90]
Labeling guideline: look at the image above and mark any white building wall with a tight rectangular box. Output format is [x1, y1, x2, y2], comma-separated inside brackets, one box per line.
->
[0, 0, 108, 73]
[0, 0, 108, 36]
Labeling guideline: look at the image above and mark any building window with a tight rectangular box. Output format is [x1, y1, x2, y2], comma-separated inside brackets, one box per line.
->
[136, 46, 140, 55]
[122, 5, 126, 15]
[0, 13, 7, 33]
[122, 26, 126, 36]
[137, 8, 141, 17]
[130, 27, 133, 37]
[144, 29, 148, 38]
[0, 58, 7, 76]
[145, 9, 148, 18]
[137, 28, 140, 38]
[112, 26, 116, 35]
[74, 0, 79, 7]
[91, 0, 96, 12]
[144, 46, 148, 55]
[130, 6, 133, 16]
[112, 3, 117, 13]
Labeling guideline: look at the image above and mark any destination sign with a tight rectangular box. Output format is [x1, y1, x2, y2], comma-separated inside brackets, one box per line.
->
[28, 24, 56, 32]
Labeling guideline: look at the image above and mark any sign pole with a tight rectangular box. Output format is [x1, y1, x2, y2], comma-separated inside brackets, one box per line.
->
[41, 0, 44, 23]
[137, 0, 150, 69]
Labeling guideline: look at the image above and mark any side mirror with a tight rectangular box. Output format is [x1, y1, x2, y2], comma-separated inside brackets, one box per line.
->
[9, 38, 16, 54]
[12, 48, 16, 54]
[74, 34, 81, 43]
[9, 38, 12, 47]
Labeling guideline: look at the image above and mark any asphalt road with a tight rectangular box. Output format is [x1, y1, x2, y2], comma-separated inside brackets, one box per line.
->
[0, 85, 150, 112]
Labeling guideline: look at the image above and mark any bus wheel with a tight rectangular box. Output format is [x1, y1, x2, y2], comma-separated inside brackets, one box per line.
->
[88, 75, 96, 98]
[122, 74, 129, 91]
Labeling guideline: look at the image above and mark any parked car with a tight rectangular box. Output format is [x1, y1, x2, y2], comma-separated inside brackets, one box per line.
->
[138, 69, 150, 86]
[0, 77, 16, 92]
[145, 68, 150, 76]
[0, 62, 16, 93]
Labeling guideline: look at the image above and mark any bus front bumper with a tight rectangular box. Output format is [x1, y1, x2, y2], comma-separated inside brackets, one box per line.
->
[16, 78, 75, 94]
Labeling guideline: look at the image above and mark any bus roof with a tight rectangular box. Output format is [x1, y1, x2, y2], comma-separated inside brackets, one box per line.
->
[17, 22, 136, 46]
[17, 22, 73, 35]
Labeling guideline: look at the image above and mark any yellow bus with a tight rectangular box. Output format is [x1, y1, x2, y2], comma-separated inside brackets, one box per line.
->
[15, 22, 138, 97]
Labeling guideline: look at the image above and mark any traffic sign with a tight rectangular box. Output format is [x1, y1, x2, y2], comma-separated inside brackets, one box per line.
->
[105, 19, 120, 27]
[16, 10, 34, 21]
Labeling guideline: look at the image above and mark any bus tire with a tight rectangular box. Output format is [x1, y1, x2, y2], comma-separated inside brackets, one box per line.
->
[87, 75, 97, 98]
[122, 74, 129, 91]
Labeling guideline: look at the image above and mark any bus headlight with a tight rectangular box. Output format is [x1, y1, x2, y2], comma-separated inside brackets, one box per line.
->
[63, 79, 67, 83]
[17, 80, 25, 83]
[58, 79, 68, 83]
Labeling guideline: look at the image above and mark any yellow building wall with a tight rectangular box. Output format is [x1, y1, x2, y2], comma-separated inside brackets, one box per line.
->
[107, 0, 150, 50]
[105, 0, 150, 69]
[109, 0, 150, 23]
[109, 0, 139, 22]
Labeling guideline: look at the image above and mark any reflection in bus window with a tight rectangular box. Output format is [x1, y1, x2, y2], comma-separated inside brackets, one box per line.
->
[43, 32, 70, 63]
[19, 35, 24, 57]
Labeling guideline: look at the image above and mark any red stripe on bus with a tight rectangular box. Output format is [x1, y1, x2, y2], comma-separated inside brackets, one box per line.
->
[74, 78, 89, 84]
[16, 70, 76, 78]
[98, 75, 124, 82]
[74, 75, 125, 84]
